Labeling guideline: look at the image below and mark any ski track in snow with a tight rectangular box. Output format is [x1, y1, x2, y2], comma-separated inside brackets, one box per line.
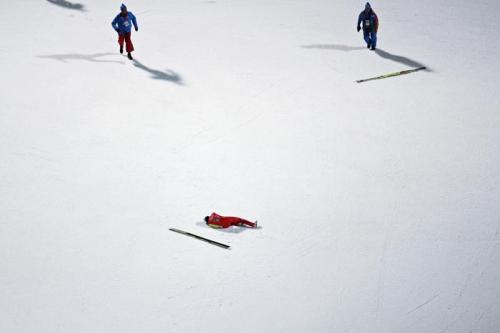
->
[406, 294, 440, 315]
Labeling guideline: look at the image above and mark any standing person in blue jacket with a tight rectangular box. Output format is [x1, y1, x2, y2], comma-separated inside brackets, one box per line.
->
[357, 2, 379, 50]
[111, 4, 138, 60]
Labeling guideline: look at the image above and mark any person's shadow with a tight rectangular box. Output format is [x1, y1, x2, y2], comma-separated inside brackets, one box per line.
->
[46, 0, 85, 11]
[302, 44, 366, 52]
[132, 60, 184, 85]
[303, 43, 430, 70]
[374, 48, 428, 69]
[37, 53, 123, 64]
[37, 53, 185, 85]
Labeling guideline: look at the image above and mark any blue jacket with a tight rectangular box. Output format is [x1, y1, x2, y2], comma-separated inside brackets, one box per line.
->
[111, 12, 138, 34]
[358, 10, 378, 32]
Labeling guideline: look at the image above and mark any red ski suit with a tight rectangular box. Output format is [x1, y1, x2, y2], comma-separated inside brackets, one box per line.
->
[206, 213, 256, 229]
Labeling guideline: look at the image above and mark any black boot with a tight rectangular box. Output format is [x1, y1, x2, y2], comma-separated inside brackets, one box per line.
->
[120, 46, 123, 54]
[370, 46, 376, 51]
[127, 52, 133, 60]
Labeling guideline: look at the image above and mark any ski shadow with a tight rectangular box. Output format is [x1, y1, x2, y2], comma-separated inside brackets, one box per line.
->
[46, 0, 85, 11]
[374, 49, 430, 70]
[195, 221, 260, 234]
[302, 44, 366, 52]
[132, 60, 184, 85]
[37, 53, 124, 64]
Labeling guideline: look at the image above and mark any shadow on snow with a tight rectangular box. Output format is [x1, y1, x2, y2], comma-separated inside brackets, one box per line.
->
[37, 53, 123, 64]
[132, 60, 184, 85]
[302, 44, 366, 52]
[303, 43, 429, 70]
[46, 0, 85, 11]
[37, 53, 184, 85]
[374, 49, 428, 70]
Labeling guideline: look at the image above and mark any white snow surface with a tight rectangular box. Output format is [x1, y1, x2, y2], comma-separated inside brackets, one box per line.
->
[1, 0, 500, 332]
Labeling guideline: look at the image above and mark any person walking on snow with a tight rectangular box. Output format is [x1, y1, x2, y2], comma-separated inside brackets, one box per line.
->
[111, 4, 138, 60]
[204, 212, 258, 229]
[357, 2, 379, 50]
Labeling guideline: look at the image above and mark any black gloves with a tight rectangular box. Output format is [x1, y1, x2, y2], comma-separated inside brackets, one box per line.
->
[357, 26, 361, 32]
[135, 27, 138, 32]
[115, 28, 120, 33]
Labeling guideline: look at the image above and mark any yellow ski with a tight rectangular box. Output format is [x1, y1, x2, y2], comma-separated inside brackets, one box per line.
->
[356, 66, 426, 83]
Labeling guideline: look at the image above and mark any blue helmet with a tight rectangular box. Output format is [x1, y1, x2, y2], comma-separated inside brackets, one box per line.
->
[120, 4, 127, 11]
[365, 2, 371, 9]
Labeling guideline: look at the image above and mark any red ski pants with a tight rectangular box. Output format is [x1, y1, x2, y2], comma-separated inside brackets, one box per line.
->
[118, 32, 134, 53]
[222, 217, 256, 228]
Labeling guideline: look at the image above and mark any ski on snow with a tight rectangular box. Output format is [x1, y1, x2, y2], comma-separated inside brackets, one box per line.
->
[356, 66, 426, 83]
[169, 228, 230, 249]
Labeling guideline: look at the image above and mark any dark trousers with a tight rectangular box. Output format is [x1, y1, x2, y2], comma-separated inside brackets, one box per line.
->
[363, 30, 377, 48]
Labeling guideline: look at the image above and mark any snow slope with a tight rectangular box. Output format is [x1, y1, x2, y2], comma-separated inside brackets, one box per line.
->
[1, 0, 499, 332]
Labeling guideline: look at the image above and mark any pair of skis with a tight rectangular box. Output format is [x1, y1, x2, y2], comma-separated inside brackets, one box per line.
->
[169, 228, 230, 249]
[356, 66, 426, 83]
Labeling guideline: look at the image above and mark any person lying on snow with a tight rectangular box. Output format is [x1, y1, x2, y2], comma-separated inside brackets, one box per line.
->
[205, 212, 258, 229]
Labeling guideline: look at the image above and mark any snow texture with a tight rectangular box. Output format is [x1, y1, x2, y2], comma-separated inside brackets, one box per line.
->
[1, 0, 499, 332]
